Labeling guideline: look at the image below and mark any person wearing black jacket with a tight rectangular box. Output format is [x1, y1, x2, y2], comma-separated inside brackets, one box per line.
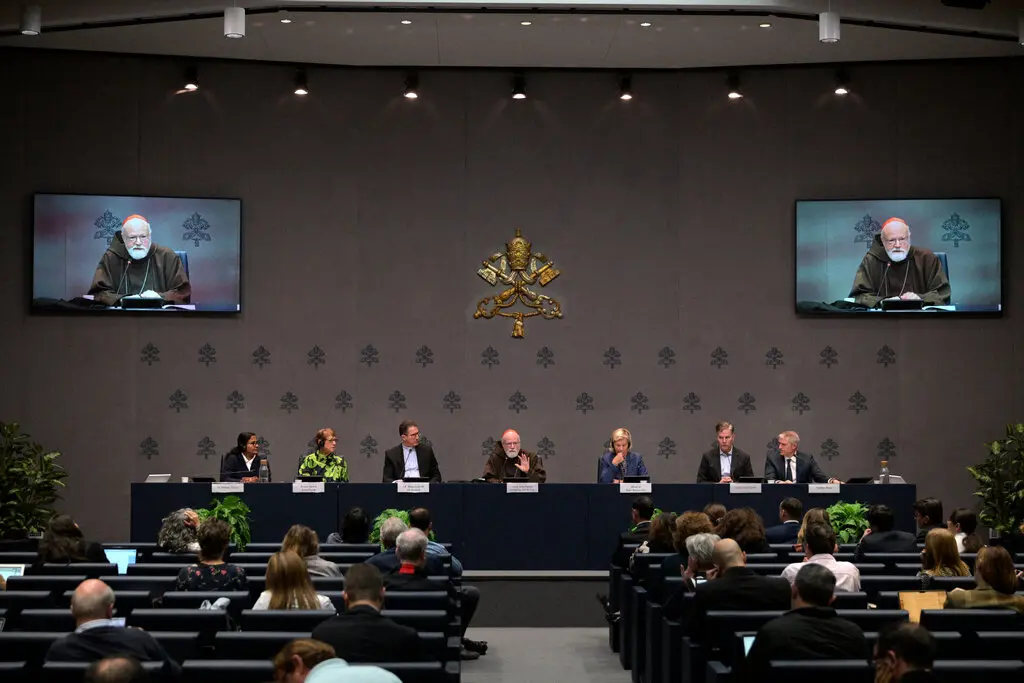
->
[46, 579, 181, 680]
[695, 421, 755, 483]
[220, 432, 271, 482]
[913, 498, 944, 544]
[311, 564, 424, 663]
[382, 420, 443, 482]
[854, 504, 918, 563]
[612, 496, 654, 568]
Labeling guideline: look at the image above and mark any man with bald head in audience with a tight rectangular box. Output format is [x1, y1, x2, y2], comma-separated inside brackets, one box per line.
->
[85, 656, 149, 683]
[483, 429, 547, 482]
[689, 538, 792, 638]
[46, 579, 181, 679]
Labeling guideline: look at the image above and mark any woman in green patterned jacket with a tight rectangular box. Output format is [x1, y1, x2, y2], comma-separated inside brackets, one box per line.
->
[298, 428, 349, 482]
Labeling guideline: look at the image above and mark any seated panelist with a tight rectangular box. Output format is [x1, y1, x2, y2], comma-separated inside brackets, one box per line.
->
[598, 427, 648, 483]
[696, 420, 754, 483]
[382, 420, 442, 482]
[764, 431, 840, 484]
[221, 432, 270, 482]
[298, 428, 349, 482]
[483, 429, 546, 483]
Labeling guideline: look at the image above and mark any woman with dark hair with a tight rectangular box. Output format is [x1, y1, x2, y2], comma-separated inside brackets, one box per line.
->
[281, 525, 342, 577]
[253, 551, 334, 610]
[221, 432, 270, 483]
[716, 508, 772, 554]
[703, 503, 727, 528]
[946, 545, 1024, 613]
[947, 508, 983, 554]
[175, 518, 248, 592]
[158, 508, 201, 554]
[37, 515, 106, 564]
[662, 511, 715, 579]
[327, 507, 370, 544]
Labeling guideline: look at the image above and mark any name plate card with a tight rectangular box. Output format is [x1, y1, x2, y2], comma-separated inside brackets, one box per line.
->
[397, 481, 430, 494]
[212, 482, 243, 494]
[506, 482, 539, 494]
[808, 483, 840, 494]
[729, 483, 762, 494]
[292, 481, 325, 494]
[619, 482, 652, 494]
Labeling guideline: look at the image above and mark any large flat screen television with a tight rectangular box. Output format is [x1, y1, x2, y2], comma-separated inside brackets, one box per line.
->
[795, 198, 1001, 315]
[32, 193, 241, 312]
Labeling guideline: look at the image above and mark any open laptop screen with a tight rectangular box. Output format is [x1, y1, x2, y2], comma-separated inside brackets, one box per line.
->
[0, 564, 25, 581]
[103, 549, 138, 574]
[743, 635, 756, 656]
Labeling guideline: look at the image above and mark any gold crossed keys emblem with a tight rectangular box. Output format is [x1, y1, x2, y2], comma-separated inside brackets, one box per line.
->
[474, 229, 563, 338]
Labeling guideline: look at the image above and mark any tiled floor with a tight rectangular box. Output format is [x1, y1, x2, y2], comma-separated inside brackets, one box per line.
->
[461, 627, 630, 683]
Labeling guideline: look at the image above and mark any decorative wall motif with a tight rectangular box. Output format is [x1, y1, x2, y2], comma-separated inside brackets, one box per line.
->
[415, 346, 434, 368]
[359, 435, 378, 459]
[509, 390, 528, 413]
[481, 346, 500, 368]
[198, 343, 217, 367]
[738, 392, 757, 414]
[360, 345, 380, 367]
[657, 438, 677, 459]
[140, 437, 159, 460]
[603, 347, 622, 370]
[388, 391, 407, 413]
[537, 437, 556, 458]
[307, 346, 326, 369]
[226, 391, 245, 413]
[820, 346, 838, 369]
[765, 347, 784, 370]
[710, 347, 729, 369]
[256, 437, 271, 457]
[878, 438, 897, 460]
[820, 438, 839, 460]
[536, 347, 555, 368]
[576, 393, 595, 414]
[197, 437, 217, 460]
[658, 347, 676, 368]
[848, 391, 868, 414]
[791, 392, 810, 415]
[334, 391, 353, 412]
[630, 392, 649, 414]
[141, 343, 160, 366]
[93, 210, 121, 245]
[442, 391, 461, 414]
[683, 392, 702, 414]
[252, 346, 271, 369]
[182, 212, 212, 247]
[941, 213, 971, 247]
[877, 345, 896, 367]
[280, 392, 299, 414]
[853, 214, 882, 248]
[169, 390, 188, 412]
[481, 437, 497, 457]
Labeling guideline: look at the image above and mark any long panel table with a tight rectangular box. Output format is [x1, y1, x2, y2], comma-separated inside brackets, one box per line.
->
[130, 483, 917, 570]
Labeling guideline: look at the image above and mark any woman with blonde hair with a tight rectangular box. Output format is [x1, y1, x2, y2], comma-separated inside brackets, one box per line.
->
[794, 507, 831, 553]
[281, 525, 342, 578]
[253, 551, 335, 610]
[598, 428, 649, 484]
[919, 528, 970, 578]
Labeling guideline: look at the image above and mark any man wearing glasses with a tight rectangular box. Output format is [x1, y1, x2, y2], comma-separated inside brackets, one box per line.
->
[383, 420, 443, 482]
[89, 214, 191, 306]
[849, 217, 950, 308]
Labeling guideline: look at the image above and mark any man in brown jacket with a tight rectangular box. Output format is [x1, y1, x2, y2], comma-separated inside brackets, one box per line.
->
[849, 217, 950, 308]
[482, 429, 546, 482]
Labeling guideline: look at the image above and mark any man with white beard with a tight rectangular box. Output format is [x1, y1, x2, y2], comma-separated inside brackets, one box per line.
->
[482, 429, 547, 482]
[849, 217, 950, 308]
[89, 214, 191, 306]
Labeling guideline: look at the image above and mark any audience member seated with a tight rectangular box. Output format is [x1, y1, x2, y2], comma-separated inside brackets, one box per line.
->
[794, 507, 833, 553]
[918, 528, 970, 582]
[253, 551, 334, 610]
[327, 507, 371, 545]
[312, 564, 424, 663]
[612, 495, 655, 568]
[703, 503, 727, 529]
[913, 497, 944, 544]
[408, 507, 463, 576]
[741, 563, 868, 680]
[630, 512, 678, 573]
[716, 507, 772, 554]
[37, 514, 107, 564]
[945, 545, 1024, 613]
[274, 638, 401, 683]
[854, 504, 918, 563]
[45, 579, 181, 679]
[366, 518, 446, 576]
[157, 508, 200, 554]
[383, 529, 485, 660]
[873, 623, 939, 683]
[764, 497, 803, 544]
[282, 524, 342, 578]
[85, 656, 149, 683]
[175, 517, 248, 592]
[661, 511, 715, 582]
[663, 533, 719, 620]
[782, 522, 860, 592]
[690, 538, 791, 637]
[947, 508, 983, 554]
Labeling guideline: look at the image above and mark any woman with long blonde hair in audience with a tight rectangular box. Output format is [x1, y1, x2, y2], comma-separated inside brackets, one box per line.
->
[252, 551, 334, 610]
[919, 528, 970, 578]
[281, 525, 342, 578]
[794, 508, 832, 553]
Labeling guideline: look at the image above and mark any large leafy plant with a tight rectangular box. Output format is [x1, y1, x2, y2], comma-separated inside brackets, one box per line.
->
[0, 422, 68, 539]
[196, 495, 251, 551]
[826, 501, 869, 544]
[968, 423, 1024, 535]
[369, 508, 436, 548]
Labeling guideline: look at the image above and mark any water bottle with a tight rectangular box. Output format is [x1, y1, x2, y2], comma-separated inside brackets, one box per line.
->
[258, 459, 269, 483]
[879, 460, 890, 485]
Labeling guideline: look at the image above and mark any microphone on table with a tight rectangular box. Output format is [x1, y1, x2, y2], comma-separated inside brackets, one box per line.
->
[874, 261, 890, 307]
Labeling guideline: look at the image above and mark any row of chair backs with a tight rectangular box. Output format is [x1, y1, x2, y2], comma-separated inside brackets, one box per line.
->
[764, 659, 1024, 683]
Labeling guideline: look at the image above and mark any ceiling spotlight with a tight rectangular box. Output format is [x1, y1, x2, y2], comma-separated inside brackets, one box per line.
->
[521, 20, 532, 26]
[833, 69, 850, 96]
[401, 19, 412, 25]
[759, 22, 772, 28]
[183, 66, 199, 92]
[619, 75, 633, 101]
[819, 11, 840, 43]
[404, 74, 419, 100]
[279, 11, 291, 24]
[727, 74, 743, 100]
[640, 22, 652, 28]
[512, 74, 527, 100]
[294, 68, 309, 96]
[20, 4, 41, 36]
[280, 18, 292, 24]
[224, 6, 245, 39]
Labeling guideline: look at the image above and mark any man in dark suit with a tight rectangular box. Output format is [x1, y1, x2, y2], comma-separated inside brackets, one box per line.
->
[696, 421, 756, 483]
[741, 563, 867, 680]
[854, 504, 918, 562]
[383, 420, 442, 482]
[366, 518, 446, 576]
[45, 579, 181, 679]
[312, 563, 424, 663]
[912, 497, 944, 544]
[764, 431, 840, 484]
[612, 495, 654, 568]
[690, 538, 792, 638]
[765, 497, 803, 544]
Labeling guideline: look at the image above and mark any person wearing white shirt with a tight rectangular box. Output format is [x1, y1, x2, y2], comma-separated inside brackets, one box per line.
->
[764, 431, 840, 484]
[695, 421, 755, 483]
[273, 639, 401, 683]
[382, 420, 443, 482]
[782, 522, 861, 592]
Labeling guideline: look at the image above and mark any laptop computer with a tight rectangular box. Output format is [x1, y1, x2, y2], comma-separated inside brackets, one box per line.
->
[398, 477, 430, 483]
[623, 475, 651, 483]
[738, 476, 763, 483]
[743, 634, 755, 656]
[144, 473, 172, 483]
[845, 476, 874, 484]
[103, 548, 138, 575]
[0, 564, 25, 581]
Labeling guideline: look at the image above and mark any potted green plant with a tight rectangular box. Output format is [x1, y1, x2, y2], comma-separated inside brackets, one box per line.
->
[968, 423, 1024, 550]
[196, 495, 252, 551]
[826, 501, 869, 544]
[0, 422, 67, 545]
[369, 508, 436, 548]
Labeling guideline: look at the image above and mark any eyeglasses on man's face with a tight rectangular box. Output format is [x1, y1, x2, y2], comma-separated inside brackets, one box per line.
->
[883, 236, 910, 247]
